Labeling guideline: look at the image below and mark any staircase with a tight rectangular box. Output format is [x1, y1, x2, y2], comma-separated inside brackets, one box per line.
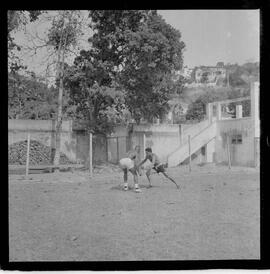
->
[167, 121, 217, 167]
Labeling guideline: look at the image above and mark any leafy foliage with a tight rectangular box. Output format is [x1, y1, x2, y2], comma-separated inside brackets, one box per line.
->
[227, 62, 259, 87]
[172, 103, 186, 123]
[116, 12, 185, 123]
[8, 72, 59, 119]
[66, 10, 185, 129]
[64, 63, 128, 133]
[47, 11, 83, 51]
[172, 75, 188, 94]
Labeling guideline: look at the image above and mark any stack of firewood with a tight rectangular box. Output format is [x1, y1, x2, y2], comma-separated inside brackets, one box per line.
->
[8, 140, 74, 165]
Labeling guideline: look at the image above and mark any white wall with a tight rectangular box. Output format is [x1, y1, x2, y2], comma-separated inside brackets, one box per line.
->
[215, 118, 255, 166]
[131, 124, 181, 163]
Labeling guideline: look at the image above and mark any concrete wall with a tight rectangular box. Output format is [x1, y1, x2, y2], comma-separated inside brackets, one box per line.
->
[215, 118, 255, 166]
[131, 124, 181, 163]
[8, 119, 78, 162]
[168, 122, 216, 167]
[8, 120, 131, 166]
[107, 126, 130, 163]
[205, 81, 260, 167]
[181, 119, 210, 145]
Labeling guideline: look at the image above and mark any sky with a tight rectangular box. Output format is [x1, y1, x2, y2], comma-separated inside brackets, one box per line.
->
[13, 10, 260, 78]
[158, 10, 260, 68]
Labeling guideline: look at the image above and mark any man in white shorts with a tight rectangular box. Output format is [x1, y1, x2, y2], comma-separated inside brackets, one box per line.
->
[119, 146, 142, 192]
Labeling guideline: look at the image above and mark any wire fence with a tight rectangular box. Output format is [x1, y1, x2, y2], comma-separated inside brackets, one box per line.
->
[8, 131, 132, 175]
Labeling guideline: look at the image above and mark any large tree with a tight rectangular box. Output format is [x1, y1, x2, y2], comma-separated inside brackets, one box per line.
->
[66, 10, 185, 126]
[8, 10, 87, 166]
[64, 60, 128, 134]
[45, 10, 85, 166]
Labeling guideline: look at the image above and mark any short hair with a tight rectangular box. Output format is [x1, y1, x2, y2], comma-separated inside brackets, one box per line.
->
[145, 147, 152, 153]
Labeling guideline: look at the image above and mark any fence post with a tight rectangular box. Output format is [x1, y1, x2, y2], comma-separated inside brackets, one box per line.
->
[142, 133, 146, 159]
[106, 137, 108, 162]
[254, 137, 259, 168]
[89, 132, 93, 178]
[116, 137, 119, 162]
[188, 135, 191, 172]
[26, 133, 31, 177]
[179, 124, 183, 145]
[226, 134, 231, 169]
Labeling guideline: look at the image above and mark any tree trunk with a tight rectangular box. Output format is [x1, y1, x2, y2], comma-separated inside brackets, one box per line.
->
[52, 12, 69, 167]
[53, 76, 64, 166]
[53, 48, 65, 167]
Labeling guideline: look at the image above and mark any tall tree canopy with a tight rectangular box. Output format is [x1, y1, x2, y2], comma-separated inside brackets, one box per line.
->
[65, 10, 185, 129]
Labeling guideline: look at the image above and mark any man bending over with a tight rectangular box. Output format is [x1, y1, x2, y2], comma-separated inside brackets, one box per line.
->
[119, 145, 142, 192]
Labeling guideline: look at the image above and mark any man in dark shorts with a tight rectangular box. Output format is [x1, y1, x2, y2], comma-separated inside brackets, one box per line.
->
[137, 147, 180, 189]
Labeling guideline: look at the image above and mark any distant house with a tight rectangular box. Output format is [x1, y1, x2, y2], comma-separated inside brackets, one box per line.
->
[174, 66, 193, 81]
[216, 62, 225, 67]
[194, 62, 227, 84]
[181, 66, 193, 79]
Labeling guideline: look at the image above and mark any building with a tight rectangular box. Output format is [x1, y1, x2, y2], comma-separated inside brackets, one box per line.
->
[173, 66, 193, 81]
[181, 66, 193, 79]
[167, 81, 260, 167]
[194, 63, 227, 84]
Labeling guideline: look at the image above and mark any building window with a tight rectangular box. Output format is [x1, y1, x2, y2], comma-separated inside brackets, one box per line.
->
[231, 134, 242, 144]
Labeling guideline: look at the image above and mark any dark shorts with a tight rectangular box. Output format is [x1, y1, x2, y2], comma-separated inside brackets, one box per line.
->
[153, 164, 165, 173]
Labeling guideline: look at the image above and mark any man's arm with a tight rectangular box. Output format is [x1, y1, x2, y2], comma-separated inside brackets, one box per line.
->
[137, 157, 147, 168]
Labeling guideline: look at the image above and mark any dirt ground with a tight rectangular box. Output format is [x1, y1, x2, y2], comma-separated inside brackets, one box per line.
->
[9, 164, 260, 261]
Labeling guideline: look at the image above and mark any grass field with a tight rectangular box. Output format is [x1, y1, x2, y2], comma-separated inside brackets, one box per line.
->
[9, 164, 260, 261]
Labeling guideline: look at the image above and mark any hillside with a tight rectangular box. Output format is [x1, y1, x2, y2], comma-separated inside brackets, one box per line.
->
[179, 86, 234, 105]
[178, 62, 259, 105]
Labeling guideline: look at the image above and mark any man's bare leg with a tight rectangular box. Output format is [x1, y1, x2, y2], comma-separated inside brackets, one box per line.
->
[123, 168, 128, 190]
[146, 169, 153, 188]
[130, 168, 141, 192]
[162, 171, 180, 189]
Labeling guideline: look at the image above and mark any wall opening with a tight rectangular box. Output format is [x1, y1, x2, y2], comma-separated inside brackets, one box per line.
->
[231, 134, 242, 145]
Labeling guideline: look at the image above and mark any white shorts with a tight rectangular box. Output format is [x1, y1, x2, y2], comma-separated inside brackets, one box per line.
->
[119, 158, 134, 170]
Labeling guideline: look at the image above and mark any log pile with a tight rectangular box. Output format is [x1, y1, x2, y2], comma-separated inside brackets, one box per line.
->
[8, 140, 75, 165]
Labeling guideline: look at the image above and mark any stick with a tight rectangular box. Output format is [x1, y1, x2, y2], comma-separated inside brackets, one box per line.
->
[226, 134, 231, 169]
[89, 132, 93, 178]
[188, 135, 191, 172]
[26, 133, 30, 177]
[116, 137, 119, 162]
